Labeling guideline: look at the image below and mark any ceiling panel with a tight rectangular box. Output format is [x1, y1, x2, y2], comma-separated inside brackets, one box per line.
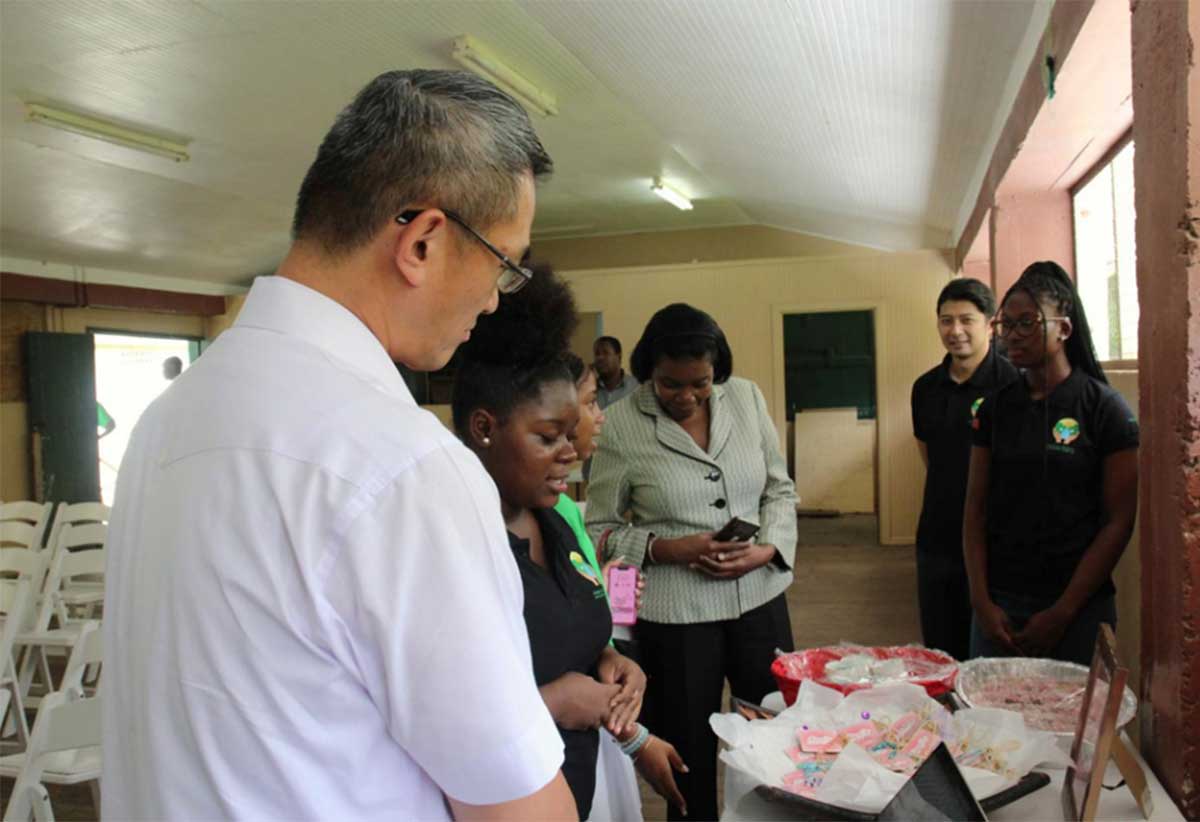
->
[1, 0, 1046, 286]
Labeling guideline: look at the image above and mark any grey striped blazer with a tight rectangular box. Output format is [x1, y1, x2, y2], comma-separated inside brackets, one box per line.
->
[584, 377, 797, 624]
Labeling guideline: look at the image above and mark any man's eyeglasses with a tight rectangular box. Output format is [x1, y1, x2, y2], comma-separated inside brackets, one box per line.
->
[396, 209, 532, 295]
[994, 315, 1069, 339]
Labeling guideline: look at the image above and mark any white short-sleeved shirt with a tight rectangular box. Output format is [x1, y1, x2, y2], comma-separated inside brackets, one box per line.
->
[102, 275, 563, 821]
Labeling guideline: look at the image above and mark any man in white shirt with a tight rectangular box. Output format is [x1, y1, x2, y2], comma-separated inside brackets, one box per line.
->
[103, 70, 576, 820]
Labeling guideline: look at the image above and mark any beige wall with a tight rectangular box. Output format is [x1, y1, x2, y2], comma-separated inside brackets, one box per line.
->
[559, 249, 953, 545]
[1107, 370, 1141, 710]
[49, 306, 206, 338]
[794, 409, 875, 513]
[1, 401, 31, 501]
[204, 294, 248, 341]
[538, 224, 869, 271]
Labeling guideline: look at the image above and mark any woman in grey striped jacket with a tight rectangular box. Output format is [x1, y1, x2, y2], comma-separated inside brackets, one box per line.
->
[585, 303, 797, 821]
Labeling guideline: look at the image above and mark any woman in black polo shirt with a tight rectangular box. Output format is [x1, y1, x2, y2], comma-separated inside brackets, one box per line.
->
[964, 261, 1139, 665]
[451, 268, 687, 819]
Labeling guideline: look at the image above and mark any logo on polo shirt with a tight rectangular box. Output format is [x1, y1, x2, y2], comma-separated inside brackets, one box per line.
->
[1053, 417, 1081, 445]
[971, 397, 984, 418]
[569, 551, 602, 587]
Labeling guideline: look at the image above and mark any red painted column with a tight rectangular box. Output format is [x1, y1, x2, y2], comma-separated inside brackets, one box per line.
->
[1131, 0, 1200, 816]
[989, 190, 1076, 299]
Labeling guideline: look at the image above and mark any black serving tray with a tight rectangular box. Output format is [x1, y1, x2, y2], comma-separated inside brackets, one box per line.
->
[753, 770, 1051, 820]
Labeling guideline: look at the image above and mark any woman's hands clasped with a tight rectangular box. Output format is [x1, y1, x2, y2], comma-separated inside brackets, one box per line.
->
[597, 647, 646, 736]
[651, 532, 777, 580]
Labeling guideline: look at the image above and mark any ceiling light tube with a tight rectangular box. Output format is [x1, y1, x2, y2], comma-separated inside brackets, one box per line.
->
[25, 103, 190, 162]
[652, 179, 693, 211]
[452, 35, 558, 117]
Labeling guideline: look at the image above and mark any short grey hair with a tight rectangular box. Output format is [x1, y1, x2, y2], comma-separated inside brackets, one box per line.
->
[292, 69, 553, 255]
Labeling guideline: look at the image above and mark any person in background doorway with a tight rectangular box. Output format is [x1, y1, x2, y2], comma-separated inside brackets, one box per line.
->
[910, 279, 1018, 660]
[96, 402, 116, 439]
[593, 336, 639, 410]
[162, 356, 183, 381]
[586, 303, 797, 822]
[103, 69, 577, 821]
[964, 261, 1139, 665]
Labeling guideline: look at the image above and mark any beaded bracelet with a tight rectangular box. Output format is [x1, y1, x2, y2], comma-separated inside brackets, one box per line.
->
[619, 723, 650, 758]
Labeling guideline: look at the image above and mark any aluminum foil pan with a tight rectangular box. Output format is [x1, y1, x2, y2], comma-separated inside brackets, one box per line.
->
[955, 657, 1137, 740]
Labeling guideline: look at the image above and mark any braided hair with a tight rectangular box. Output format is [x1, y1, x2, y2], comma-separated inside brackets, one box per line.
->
[1004, 260, 1108, 384]
[450, 263, 579, 438]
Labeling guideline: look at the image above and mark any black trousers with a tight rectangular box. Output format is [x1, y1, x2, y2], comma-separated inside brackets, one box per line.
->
[636, 594, 794, 822]
[915, 548, 973, 661]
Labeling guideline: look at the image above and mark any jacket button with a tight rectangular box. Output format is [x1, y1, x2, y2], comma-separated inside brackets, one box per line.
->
[706, 469, 721, 481]
[713, 498, 727, 509]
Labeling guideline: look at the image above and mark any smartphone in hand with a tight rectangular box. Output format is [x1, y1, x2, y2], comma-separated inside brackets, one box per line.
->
[606, 564, 639, 626]
[713, 516, 760, 543]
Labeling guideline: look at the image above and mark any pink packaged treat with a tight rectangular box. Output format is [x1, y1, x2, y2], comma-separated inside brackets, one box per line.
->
[901, 728, 941, 761]
[798, 728, 844, 754]
[839, 720, 883, 749]
[785, 746, 816, 764]
[886, 711, 922, 744]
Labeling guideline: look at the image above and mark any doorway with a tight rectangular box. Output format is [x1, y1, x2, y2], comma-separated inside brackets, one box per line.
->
[782, 310, 878, 520]
[93, 332, 196, 504]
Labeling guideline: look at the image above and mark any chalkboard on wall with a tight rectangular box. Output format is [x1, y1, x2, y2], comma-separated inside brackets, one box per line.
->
[783, 310, 876, 421]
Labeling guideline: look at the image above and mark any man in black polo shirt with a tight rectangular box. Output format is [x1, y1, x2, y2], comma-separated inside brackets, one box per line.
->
[911, 279, 1017, 660]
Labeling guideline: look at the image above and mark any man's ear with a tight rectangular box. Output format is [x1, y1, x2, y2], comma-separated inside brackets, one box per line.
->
[468, 408, 498, 450]
[393, 210, 450, 289]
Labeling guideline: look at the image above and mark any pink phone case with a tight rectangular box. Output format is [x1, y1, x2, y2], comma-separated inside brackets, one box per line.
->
[606, 565, 639, 626]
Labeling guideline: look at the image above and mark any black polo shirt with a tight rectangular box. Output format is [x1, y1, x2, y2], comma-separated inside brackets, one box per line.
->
[912, 349, 1019, 555]
[972, 368, 1139, 600]
[508, 507, 613, 820]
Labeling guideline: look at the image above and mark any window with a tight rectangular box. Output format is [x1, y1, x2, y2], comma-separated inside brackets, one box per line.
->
[1072, 139, 1138, 362]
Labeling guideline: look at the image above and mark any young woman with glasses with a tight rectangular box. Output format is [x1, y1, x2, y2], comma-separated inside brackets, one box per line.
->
[963, 261, 1140, 664]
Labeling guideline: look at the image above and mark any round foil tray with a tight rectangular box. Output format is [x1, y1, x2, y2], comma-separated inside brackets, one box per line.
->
[955, 657, 1137, 740]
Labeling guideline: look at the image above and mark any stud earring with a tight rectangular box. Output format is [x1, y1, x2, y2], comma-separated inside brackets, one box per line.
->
[482, 436, 491, 447]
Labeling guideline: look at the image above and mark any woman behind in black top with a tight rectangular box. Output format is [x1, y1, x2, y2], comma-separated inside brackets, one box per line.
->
[451, 267, 687, 818]
[964, 261, 1139, 664]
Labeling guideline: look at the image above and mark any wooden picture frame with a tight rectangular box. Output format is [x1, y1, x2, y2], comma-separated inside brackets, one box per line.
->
[1061, 624, 1145, 821]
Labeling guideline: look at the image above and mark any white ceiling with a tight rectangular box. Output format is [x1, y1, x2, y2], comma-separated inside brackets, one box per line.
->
[0, 0, 1048, 288]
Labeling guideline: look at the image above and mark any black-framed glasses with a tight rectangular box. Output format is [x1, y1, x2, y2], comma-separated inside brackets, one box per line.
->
[994, 314, 1069, 339]
[396, 208, 532, 294]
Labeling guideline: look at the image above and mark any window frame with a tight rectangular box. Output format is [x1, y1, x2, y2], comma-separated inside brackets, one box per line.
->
[1069, 128, 1137, 369]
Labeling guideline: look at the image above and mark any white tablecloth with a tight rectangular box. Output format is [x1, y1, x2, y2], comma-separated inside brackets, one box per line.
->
[723, 694, 1184, 821]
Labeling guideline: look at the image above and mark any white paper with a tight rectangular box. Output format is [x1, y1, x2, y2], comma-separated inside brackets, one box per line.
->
[713, 682, 1071, 815]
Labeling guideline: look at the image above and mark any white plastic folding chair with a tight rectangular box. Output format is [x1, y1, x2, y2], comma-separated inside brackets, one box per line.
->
[0, 576, 36, 745]
[0, 621, 99, 788]
[39, 507, 106, 621]
[0, 503, 54, 554]
[1, 691, 101, 822]
[15, 529, 105, 702]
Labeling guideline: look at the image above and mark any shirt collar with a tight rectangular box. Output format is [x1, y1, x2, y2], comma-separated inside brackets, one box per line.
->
[938, 349, 999, 389]
[234, 275, 413, 404]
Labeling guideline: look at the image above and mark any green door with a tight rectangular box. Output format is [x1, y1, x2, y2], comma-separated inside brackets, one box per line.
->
[25, 332, 101, 503]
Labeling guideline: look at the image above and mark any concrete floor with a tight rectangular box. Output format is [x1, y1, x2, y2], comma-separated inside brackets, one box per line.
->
[6, 515, 918, 822]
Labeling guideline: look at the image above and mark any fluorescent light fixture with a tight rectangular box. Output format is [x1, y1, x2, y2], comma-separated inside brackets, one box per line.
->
[651, 179, 693, 211]
[452, 35, 558, 117]
[25, 103, 190, 162]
